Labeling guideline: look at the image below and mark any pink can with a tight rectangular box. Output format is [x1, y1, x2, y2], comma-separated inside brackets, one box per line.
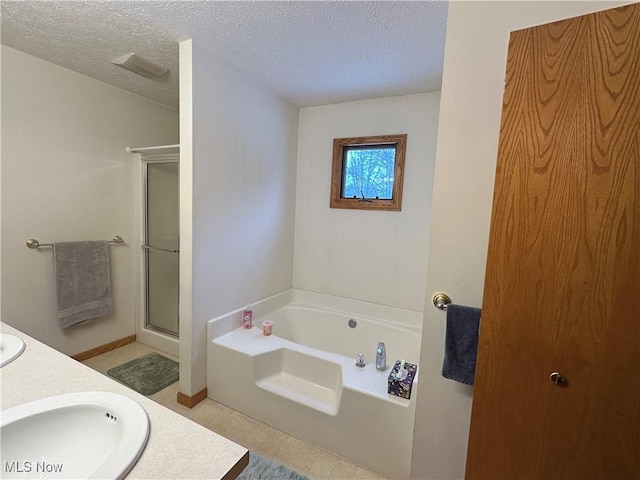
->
[262, 320, 273, 336]
[243, 309, 253, 329]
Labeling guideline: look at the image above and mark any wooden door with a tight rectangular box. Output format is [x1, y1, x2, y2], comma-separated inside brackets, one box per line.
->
[466, 5, 640, 479]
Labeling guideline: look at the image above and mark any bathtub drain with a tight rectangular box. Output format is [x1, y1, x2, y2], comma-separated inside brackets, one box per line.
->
[348, 319, 357, 328]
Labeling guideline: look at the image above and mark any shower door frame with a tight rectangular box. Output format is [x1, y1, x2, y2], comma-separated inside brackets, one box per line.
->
[140, 153, 180, 338]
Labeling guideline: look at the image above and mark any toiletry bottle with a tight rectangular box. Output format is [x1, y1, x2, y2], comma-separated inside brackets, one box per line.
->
[376, 342, 386, 371]
[262, 320, 273, 336]
[243, 308, 253, 329]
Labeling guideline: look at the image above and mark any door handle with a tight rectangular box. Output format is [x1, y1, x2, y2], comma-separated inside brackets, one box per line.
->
[550, 372, 567, 386]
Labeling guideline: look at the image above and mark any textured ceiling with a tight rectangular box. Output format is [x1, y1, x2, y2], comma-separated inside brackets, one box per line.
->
[1, 1, 448, 110]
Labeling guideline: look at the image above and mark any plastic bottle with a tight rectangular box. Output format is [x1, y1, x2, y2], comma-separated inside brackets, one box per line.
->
[242, 308, 253, 329]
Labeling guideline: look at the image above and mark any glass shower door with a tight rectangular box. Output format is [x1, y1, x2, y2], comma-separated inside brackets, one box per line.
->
[144, 161, 179, 336]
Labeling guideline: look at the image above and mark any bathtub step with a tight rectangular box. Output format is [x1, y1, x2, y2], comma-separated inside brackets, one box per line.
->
[256, 373, 340, 415]
[253, 348, 342, 416]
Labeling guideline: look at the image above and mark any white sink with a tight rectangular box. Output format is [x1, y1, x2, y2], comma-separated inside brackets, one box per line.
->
[1, 391, 149, 479]
[0, 334, 26, 367]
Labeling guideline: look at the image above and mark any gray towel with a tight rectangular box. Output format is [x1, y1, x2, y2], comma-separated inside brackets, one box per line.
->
[54, 241, 112, 329]
[442, 304, 481, 385]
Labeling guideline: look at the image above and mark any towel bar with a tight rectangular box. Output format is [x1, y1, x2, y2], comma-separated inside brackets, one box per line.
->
[432, 292, 452, 311]
[141, 245, 179, 253]
[26, 235, 125, 249]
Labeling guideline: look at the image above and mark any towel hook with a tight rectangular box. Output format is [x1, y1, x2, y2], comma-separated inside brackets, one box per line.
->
[432, 292, 452, 311]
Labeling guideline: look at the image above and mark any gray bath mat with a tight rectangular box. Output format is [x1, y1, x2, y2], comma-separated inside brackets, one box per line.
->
[107, 352, 178, 395]
[237, 452, 308, 480]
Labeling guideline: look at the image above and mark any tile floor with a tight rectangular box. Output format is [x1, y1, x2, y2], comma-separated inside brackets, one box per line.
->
[82, 342, 385, 480]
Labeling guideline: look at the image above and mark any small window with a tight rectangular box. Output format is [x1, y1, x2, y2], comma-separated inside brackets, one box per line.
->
[330, 134, 407, 211]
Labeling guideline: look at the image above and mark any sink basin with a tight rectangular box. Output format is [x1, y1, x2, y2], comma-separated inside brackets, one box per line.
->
[1, 391, 149, 479]
[0, 334, 26, 367]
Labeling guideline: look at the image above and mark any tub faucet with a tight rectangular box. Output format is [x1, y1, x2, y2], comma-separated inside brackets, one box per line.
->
[376, 342, 386, 371]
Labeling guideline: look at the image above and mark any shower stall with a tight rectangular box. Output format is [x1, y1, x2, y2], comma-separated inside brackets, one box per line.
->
[128, 144, 180, 354]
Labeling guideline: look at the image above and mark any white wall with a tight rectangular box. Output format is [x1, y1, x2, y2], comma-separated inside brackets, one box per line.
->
[179, 40, 298, 396]
[411, 2, 633, 478]
[1, 45, 179, 356]
[294, 93, 439, 311]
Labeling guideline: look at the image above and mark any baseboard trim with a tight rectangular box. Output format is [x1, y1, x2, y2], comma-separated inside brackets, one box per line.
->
[177, 388, 208, 408]
[71, 334, 137, 362]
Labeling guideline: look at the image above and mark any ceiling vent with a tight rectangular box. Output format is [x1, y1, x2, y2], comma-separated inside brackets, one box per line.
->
[111, 53, 168, 79]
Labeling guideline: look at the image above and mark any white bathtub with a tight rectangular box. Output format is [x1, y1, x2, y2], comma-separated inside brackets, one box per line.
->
[207, 289, 423, 479]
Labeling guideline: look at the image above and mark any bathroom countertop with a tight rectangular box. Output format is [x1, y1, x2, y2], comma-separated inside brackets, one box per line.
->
[0, 322, 249, 479]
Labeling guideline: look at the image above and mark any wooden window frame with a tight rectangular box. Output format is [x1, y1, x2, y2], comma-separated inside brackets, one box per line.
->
[330, 134, 407, 211]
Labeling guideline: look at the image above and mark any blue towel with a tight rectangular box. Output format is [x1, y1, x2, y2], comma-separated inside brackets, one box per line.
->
[442, 304, 481, 385]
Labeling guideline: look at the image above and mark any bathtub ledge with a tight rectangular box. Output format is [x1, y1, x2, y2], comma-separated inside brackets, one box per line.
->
[212, 327, 415, 407]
